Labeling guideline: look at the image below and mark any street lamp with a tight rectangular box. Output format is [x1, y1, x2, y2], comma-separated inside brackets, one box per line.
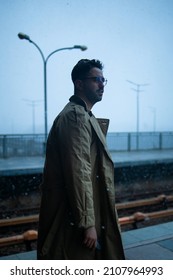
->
[127, 80, 149, 150]
[18, 32, 87, 151]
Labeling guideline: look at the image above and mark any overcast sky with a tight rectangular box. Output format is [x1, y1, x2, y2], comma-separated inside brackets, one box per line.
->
[0, 0, 173, 134]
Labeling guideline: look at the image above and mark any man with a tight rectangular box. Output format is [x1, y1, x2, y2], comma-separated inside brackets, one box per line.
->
[37, 59, 125, 260]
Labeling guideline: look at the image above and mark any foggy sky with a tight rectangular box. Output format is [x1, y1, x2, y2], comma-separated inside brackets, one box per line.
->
[0, 0, 173, 134]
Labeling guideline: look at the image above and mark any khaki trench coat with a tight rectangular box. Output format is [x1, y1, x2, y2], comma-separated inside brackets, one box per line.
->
[37, 95, 125, 260]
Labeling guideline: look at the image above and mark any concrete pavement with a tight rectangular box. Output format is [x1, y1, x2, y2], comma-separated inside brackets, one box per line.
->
[0, 149, 173, 176]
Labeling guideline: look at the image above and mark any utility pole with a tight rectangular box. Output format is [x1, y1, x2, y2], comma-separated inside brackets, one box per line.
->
[23, 99, 42, 134]
[127, 80, 149, 150]
[149, 106, 156, 132]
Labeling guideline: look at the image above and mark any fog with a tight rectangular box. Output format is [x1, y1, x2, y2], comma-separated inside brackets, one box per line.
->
[0, 0, 173, 134]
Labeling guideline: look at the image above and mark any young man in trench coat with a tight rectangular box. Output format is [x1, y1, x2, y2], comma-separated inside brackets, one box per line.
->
[37, 59, 125, 260]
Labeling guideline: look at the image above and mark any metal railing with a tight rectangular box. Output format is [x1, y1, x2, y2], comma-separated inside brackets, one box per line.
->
[0, 134, 45, 158]
[0, 132, 173, 158]
[107, 132, 173, 151]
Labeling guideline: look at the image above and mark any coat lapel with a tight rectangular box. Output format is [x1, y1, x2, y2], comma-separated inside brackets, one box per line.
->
[89, 116, 112, 162]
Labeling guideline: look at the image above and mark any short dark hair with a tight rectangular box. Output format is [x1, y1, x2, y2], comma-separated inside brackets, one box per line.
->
[71, 59, 104, 83]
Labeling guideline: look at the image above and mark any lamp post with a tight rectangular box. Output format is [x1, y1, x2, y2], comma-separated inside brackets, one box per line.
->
[18, 32, 87, 151]
[127, 80, 149, 150]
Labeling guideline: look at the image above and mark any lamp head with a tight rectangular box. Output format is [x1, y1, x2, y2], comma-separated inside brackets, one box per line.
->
[18, 33, 31, 41]
[73, 45, 87, 51]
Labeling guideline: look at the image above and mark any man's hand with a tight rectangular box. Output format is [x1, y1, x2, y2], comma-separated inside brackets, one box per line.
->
[83, 226, 97, 249]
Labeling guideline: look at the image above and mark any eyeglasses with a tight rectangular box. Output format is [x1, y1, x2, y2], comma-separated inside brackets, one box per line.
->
[83, 76, 107, 86]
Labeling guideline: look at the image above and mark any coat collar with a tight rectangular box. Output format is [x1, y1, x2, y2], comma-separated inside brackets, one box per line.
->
[70, 95, 112, 162]
[69, 95, 93, 117]
[69, 95, 92, 113]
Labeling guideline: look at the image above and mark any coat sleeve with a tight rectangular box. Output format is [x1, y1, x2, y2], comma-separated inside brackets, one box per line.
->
[57, 107, 95, 229]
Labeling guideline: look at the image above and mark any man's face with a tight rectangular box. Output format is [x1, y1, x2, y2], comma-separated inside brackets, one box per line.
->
[82, 67, 106, 106]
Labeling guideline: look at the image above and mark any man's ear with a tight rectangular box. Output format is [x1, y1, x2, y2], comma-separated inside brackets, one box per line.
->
[74, 79, 83, 91]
